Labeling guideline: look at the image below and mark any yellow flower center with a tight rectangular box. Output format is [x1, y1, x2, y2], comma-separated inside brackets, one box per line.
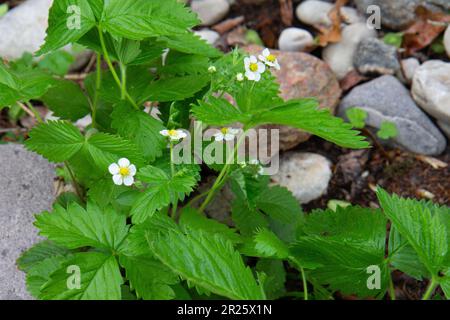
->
[221, 127, 229, 134]
[168, 129, 177, 137]
[267, 54, 276, 62]
[249, 63, 258, 72]
[119, 167, 130, 176]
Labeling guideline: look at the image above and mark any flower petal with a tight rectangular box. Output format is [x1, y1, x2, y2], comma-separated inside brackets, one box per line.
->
[254, 73, 261, 82]
[128, 164, 137, 176]
[118, 158, 130, 168]
[249, 55, 257, 63]
[229, 128, 239, 135]
[113, 174, 123, 185]
[257, 62, 266, 73]
[123, 175, 134, 186]
[160, 130, 169, 136]
[224, 134, 235, 141]
[245, 71, 256, 80]
[244, 57, 250, 66]
[262, 48, 270, 57]
[108, 163, 119, 175]
[214, 133, 224, 141]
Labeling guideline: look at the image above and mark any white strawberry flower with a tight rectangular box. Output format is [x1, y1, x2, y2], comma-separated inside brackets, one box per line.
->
[160, 129, 187, 141]
[208, 66, 217, 73]
[259, 48, 280, 70]
[244, 55, 266, 82]
[236, 73, 244, 82]
[108, 158, 136, 186]
[214, 127, 240, 142]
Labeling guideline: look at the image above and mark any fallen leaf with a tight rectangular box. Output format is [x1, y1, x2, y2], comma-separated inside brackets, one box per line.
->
[317, 0, 349, 47]
[212, 16, 245, 34]
[415, 154, 448, 169]
[402, 6, 450, 55]
[278, 0, 293, 26]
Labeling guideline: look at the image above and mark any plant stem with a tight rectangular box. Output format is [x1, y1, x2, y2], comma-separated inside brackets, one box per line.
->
[422, 277, 438, 300]
[24, 101, 43, 123]
[388, 273, 396, 301]
[92, 53, 102, 129]
[64, 161, 83, 201]
[120, 63, 127, 100]
[300, 267, 309, 301]
[97, 27, 139, 110]
[170, 141, 178, 220]
[198, 131, 247, 213]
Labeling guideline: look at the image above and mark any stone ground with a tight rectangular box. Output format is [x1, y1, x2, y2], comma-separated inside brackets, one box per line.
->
[0, 144, 54, 300]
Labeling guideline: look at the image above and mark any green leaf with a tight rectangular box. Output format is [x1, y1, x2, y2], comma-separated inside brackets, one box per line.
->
[232, 198, 269, 236]
[377, 121, 398, 140]
[149, 228, 265, 300]
[377, 188, 448, 277]
[250, 99, 370, 149]
[38, 0, 98, 55]
[160, 33, 223, 58]
[254, 228, 289, 259]
[161, 52, 210, 75]
[383, 32, 403, 48]
[25, 121, 85, 162]
[41, 80, 91, 121]
[17, 240, 70, 273]
[131, 166, 198, 224]
[35, 202, 129, 251]
[345, 107, 368, 129]
[255, 186, 302, 224]
[179, 207, 241, 244]
[111, 103, 166, 161]
[256, 259, 286, 300]
[292, 206, 389, 298]
[119, 254, 179, 300]
[101, 0, 198, 40]
[191, 96, 249, 126]
[138, 75, 210, 103]
[38, 51, 75, 76]
[40, 252, 122, 300]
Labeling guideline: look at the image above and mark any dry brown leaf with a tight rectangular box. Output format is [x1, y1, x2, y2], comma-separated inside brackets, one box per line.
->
[317, 0, 349, 47]
[212, 16, 245, 34]
[402, 6, 450, 55]
[415, 154, 448, 169]
[339, 70, 368, 92]
[279, 0, 293, 26]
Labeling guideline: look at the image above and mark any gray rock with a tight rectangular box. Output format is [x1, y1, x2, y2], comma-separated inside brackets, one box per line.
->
[0, 144, 55, 300]
[412, 60, 450, 125]
[438, 121, 450, 139]
[194, 29, 220, 46]
[444, 26, 450, 59]
[191, 0, 230, 26]
[354, 0, 450, 31]
[278, 28, 315, 52]
[322, 23, 377, 79]
[271, 152, 332, 204]
[296, 0, 363, 27]
[354, 38, 400, 76]
[339, 75, 447, 155]
[0, 0, 52, 60]
[398, 58, 421, 84]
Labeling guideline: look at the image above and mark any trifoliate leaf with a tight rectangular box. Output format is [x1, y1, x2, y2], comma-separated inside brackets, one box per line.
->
[101, 0, 198, 40]
[377, 188, 448, 277]
[149, 228, 265, 300]
[179, 207, 241, 244]
[25, 121, 85, 162]
[41, 80, 91, 121]
[254, 228, 289, 259]
[119, 254, 179, 300]
[377, 121, 398, 140]
[159, 33, 223, 58]
[40, 252, 122, 300]
[17, 240, 70, 273]
[35, 202, 129, 251]
[255, 186, 302, 224]
[345, 107, 368, 129]
[138, 74, 210, 103]
[250, 99, 370, 149]
[111, 103, 166, 162]
[38, 0, 98, 55]
[130, 166, 198, 224]
[191, 96, 249, 126]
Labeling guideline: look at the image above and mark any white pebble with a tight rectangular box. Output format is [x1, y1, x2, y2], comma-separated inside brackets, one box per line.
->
[278, 28, 315, 52]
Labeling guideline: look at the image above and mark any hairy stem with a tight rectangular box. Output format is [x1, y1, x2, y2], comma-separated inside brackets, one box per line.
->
[120, 63, 127, 100]
[97, 27, 139, 110]
[199, 131, 247, 213]
[92, 53, 102, 129]
[170, 141, 178, 220]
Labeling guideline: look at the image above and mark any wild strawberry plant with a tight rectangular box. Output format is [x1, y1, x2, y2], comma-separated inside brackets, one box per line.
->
[2, 0, 448, 300]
